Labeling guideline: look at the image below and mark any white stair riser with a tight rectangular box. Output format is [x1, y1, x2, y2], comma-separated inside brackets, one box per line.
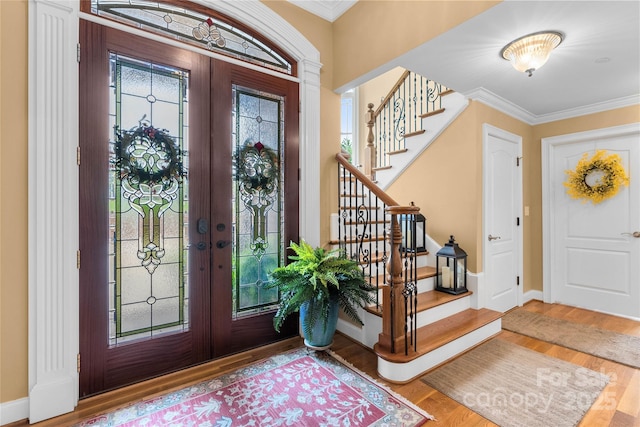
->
[364, 288, 470, 332]
[376, 319, 502, 383]
[414, 293, 470, 328]
[344, 294, 479, 343]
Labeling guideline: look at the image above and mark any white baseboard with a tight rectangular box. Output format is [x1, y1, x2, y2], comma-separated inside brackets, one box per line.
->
[523, 289, 543, 304]
[0, 397, 29, 426]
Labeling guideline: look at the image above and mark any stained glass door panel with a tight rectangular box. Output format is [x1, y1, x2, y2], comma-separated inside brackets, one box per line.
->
[80, 21, 212, 397]
[232, 86, 284, 316]
[109, 53, 189, 345]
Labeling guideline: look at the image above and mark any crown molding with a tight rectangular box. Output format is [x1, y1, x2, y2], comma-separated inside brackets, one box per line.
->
[463, 87, 535, 124]
[530, 94, 640, 125]
[287, 0, 357, 22]
[464, 87, 640, 125]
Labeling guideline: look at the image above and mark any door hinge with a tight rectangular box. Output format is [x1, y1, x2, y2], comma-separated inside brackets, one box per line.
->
[77, 250, 81, 269]
[77, 146, 81, 166]
[517, 217, 520, 226]
[516, 156, 522, 167]
[517, 276, 520, 286]
[77, 353, 81, 373]
[77, 43, 81, 63]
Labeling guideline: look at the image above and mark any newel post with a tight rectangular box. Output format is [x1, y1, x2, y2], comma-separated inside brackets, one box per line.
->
[378, 205, 419, 353]
[363, 103, 376, 181]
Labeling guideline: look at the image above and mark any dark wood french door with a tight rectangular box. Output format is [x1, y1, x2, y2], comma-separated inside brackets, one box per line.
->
[79, 20, 299, 397]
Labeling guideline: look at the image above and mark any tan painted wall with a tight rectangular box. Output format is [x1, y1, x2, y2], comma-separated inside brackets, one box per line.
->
[0, 0, 29, 403]
[333, 0, 499, 89]
[533, 105, 640, 140]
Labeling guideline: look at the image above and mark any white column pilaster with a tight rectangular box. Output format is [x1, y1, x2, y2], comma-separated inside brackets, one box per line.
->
[299, 58, 322, 247]
[28, 0, 79, 422]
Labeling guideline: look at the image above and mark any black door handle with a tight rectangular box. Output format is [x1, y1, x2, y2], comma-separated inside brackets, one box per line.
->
[196, 241, 207, 250]
[216, 240, 232, 249]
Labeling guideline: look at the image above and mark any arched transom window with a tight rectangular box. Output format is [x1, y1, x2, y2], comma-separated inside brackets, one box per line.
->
[86, 0, 296, 75]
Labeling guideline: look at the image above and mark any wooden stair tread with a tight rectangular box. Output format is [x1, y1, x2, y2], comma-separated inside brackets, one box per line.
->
[374, 308, 503, 363]
[420, 107, 445, 119]
[388, 148, 408, 156]
[403, 129, 425, 138]
[372, 165, 392, 172]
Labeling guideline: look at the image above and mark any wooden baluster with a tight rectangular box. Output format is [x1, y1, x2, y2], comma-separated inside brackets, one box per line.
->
[364, 103, 376, 181]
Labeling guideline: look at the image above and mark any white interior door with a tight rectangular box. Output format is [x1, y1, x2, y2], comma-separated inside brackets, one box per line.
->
[543, 124, 640, 319]
[483, 124, 523, 312]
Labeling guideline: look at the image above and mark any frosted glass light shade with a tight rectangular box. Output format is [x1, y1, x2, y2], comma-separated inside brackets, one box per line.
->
[501, 31, 563, 76]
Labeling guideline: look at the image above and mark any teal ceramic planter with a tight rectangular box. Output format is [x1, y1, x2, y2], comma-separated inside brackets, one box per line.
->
[300, 296, 339, 350]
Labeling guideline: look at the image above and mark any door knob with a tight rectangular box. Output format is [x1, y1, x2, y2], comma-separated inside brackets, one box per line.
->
[488, 234, 501, 241]
[196, 241, 207, 250]
[621, 231, 640, 238]
[216, 240, 232, 249]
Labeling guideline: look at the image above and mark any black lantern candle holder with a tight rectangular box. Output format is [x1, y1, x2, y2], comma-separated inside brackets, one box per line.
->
[399, 213, 427, 253]
[435, 235, 468, 295]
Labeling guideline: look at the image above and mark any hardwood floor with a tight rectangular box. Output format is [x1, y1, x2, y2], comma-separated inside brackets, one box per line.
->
[8, 301, 640, 426]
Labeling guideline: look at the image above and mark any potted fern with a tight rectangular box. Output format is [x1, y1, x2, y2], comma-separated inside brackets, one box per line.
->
[266, 240, 376, 350]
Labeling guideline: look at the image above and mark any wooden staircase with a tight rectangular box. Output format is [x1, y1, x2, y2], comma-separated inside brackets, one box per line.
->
[333, 72, 500, 382]
[331, 191, 502, 382]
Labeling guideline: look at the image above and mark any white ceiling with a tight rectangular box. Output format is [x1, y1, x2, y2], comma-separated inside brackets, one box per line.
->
[293, 0, 640, 125]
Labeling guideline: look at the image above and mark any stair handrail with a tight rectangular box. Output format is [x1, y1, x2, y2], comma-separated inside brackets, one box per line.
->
[366, 70, 447, 173]
[336, 152, 420, 355]
[336, 152, 398, 206]
[373, 70, 411, 118]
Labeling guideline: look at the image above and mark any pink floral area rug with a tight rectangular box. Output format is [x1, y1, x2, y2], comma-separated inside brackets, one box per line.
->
[77, 348, 434, 426]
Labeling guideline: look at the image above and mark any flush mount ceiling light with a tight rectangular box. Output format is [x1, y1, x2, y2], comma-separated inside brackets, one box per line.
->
[500, 31, 564, 77]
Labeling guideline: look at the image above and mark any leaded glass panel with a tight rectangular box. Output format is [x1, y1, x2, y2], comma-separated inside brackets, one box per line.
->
[108, 53, 189, 345]
[232, 85, 285, 317]
[90, 0, 293, 75]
